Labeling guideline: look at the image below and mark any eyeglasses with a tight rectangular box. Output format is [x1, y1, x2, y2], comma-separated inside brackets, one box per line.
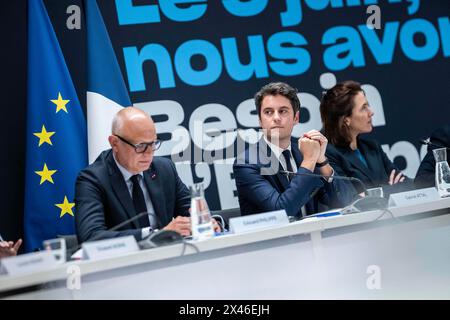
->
[114, 134, 161, 153]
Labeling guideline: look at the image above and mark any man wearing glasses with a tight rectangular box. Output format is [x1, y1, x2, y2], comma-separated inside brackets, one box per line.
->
[75, 107, 194, 243]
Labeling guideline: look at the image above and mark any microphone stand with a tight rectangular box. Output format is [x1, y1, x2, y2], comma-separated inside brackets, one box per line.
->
[419, 139, 450, 151]
[280, 170, 367, 194]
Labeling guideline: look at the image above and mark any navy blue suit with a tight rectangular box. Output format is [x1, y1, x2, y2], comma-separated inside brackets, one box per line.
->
[326, 137, 414, 195]
[415, 125, 450, 188]
[75, 150, 190, 243]
[233, 138, 355, 217]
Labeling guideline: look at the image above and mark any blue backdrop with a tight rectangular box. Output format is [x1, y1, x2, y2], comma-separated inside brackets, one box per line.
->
[0, 0, 448, 246]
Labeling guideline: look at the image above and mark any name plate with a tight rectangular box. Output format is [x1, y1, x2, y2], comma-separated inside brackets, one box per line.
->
[388, 187, 440, 207]
[82, 236, 139, 261]
[0, 251, 58, 276]
[229, 210, 289, 234]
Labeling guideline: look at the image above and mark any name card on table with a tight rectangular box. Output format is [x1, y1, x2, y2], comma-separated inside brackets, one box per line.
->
[388, 187, 440, 207]
[229, 210, 289, 234]
[82, 236, 139, 261]
[0, 251, 58, 276]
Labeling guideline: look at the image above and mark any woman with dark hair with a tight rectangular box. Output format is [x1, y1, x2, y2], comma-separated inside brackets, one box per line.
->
[320, 80, 410, 194]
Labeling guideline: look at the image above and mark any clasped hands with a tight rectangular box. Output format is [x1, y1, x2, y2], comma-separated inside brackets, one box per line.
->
[298, 130, 328, 169]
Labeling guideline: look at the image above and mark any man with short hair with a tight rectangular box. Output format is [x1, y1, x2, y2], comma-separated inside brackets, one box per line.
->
[233, 82, 354, 217]
[75, 107, 195, 243]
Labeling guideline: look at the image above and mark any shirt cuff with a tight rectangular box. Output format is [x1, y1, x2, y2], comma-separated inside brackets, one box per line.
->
[322, 167, 334, 183]
[141, 227, 152, 239]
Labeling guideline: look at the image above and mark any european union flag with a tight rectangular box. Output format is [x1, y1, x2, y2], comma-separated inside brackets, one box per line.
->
[24, 0, 87, 252]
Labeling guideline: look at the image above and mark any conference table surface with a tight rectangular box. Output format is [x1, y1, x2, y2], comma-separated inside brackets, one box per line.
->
[1, 196, 450, 299]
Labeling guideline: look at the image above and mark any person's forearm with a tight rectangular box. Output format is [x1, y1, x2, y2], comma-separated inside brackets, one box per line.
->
[300, 160, 316, 172]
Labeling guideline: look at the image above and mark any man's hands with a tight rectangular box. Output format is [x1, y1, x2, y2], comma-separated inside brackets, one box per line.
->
[299, 130, 328, 171]
[303, 130, 328, 163]
[0, 239, 22, 258]
[163, 215, 221, 237]
[163, 216, 191, 236]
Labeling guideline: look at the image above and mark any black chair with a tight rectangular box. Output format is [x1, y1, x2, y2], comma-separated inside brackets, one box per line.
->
[211, 207, 241, 231]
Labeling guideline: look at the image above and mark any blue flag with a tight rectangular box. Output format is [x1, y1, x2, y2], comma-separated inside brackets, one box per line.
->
[24, 0, 88, 252]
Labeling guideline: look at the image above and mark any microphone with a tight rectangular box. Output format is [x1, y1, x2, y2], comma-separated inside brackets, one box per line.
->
[104, 211, 151, 233]
[280, 170, 388, 215]
[138, 230, 184, 250]
[280, 170, 367, 194]
[419, 139, 450, 150]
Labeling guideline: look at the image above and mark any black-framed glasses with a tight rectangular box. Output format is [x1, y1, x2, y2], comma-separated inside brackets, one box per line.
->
[114, 134, 161, 153]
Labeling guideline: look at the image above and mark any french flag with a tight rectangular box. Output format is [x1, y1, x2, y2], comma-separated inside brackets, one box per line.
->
[86, 0, 131, 163]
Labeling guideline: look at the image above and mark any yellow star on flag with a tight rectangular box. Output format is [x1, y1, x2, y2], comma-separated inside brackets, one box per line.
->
[55, 196, 75, 218]
[50, 92, 70, 113]
[33, 125, 55, 146]
[35, 163, 57, 185]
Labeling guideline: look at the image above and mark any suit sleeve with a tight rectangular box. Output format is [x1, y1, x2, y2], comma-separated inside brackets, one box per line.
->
[316, 169, 357, 208]
[415, 151, 436, 188]
[378, 144, 415, 189]
[379, 145, 398, 176]
[325, 146, 361, 199]
[233, 162, 324, 216]
[75, 170, 142, 243]
[326, 146, 351, 177]
[415, 129, 448, 188]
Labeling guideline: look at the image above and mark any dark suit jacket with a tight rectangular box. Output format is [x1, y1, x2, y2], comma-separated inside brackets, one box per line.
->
[232, 137, 355, 217]
[326, 137, 413, 194]
[415, 125, 450, 188]
[75, 150, 190, 243]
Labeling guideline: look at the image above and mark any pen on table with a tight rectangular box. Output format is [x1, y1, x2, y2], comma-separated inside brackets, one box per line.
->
[314, 212, 341, 218]
[302, 211, 342, 219]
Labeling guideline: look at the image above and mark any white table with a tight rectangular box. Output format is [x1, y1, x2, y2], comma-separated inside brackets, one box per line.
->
[1, 197, 450, 299]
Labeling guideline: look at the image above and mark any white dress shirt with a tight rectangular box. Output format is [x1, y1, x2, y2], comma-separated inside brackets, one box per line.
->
[263, 136, 297, 173]
[264, 136, 307, 216]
